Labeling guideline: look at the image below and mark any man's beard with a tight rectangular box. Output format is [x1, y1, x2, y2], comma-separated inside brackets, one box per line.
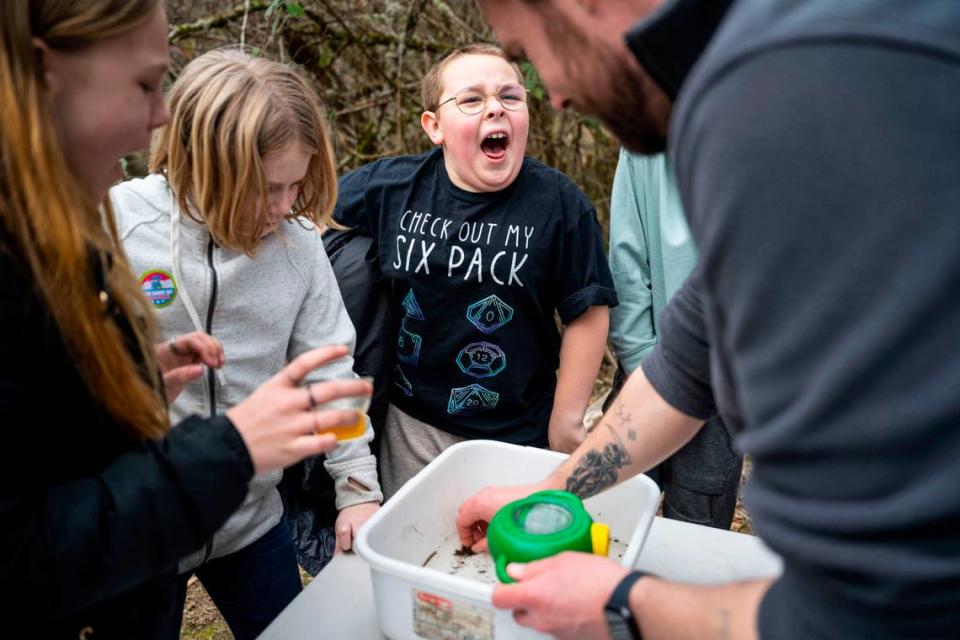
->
[574, 41, 670, 155]
[540, 6, 670, 155]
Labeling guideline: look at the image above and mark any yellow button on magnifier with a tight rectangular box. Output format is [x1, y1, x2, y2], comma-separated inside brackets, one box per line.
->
[590, 522, 610, 557]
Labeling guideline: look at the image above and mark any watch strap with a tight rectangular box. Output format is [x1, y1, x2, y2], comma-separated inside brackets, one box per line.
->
[604, 570, 649, 640]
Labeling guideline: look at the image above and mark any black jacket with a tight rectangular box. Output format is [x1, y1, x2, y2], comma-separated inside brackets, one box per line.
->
[0, 242, 253, 638]
[322, 227, 394, 438]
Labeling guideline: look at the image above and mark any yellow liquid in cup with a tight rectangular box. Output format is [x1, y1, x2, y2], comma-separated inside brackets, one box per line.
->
[326, 410, 367, 441]
[316, 377, 373, 441]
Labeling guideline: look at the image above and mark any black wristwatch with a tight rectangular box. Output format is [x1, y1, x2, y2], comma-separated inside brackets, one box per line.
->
[604, 570, 648, 640]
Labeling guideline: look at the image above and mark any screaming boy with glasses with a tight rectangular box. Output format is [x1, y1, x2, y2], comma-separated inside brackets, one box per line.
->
[333, 43, 618, 498]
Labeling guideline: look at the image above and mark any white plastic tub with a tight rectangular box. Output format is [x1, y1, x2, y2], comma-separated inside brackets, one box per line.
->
[354, 440, 660, 640]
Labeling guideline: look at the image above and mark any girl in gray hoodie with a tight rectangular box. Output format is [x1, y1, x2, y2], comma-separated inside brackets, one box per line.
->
[111, 50, 382, 639]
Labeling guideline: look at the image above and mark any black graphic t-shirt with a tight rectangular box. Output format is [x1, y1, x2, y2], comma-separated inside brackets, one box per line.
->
[334, 148, 617, 445]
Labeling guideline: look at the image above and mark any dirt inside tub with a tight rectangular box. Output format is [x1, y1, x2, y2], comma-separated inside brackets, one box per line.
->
[421, 533, 629, 584]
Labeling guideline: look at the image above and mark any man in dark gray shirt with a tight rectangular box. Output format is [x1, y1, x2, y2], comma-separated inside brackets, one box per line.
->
[458, 0, 960, 637]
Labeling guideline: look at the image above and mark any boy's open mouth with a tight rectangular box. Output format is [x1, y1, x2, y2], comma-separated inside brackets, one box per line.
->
[480, 132, 509, 160]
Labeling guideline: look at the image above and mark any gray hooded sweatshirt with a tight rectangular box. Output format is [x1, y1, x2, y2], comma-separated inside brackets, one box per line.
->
[111, 174, 382, 572]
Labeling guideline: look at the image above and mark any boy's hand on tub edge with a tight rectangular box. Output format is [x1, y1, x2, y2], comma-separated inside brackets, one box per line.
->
[335, 501, 380, 553]
[455, 484, 539, 552]
[548, 420, 587, 454]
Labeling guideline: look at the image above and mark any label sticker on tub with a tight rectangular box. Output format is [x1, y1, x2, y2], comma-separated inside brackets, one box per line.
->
[413, 590, 493, 640]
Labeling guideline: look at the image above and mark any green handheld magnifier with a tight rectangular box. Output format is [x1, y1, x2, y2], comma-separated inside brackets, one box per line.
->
[486, 490, 610, 583]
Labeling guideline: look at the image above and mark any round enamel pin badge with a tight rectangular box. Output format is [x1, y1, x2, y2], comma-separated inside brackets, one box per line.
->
[139, 269, 177, 308]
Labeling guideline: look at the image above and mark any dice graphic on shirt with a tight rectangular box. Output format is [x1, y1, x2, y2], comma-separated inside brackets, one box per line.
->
[402, 289, 426, 320]
[393, 365, 414, 397]
[397, 325, 422, 365]
[447, 383, 500, 415]
[456, 342, 506, 378]
[466, 295, 514, 334]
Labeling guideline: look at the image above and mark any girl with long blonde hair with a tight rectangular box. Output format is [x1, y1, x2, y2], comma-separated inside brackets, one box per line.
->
[112, 49, 382, 638]
[0, 3, 367, 636]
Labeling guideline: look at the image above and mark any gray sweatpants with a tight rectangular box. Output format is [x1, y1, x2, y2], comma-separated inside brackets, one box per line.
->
[379, 404, 467, 500]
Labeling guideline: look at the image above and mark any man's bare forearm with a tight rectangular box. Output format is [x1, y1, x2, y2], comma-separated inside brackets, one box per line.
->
[631, 576, 773, 640]
[536, 367, 704, 498]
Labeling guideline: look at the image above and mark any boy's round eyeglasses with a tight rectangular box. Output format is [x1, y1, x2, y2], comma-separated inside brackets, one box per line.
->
[435, 83, 529, 115]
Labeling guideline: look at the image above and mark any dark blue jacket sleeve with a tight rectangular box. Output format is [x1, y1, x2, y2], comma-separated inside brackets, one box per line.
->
[1, 415, 253, 619]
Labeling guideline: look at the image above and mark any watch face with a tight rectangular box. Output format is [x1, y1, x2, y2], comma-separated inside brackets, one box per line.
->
[604, 608, 636, 640]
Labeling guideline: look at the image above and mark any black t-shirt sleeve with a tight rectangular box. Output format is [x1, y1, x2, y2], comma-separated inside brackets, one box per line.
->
[554, 199, 619, 324]
[641, 268, 716, 420]
[333, 162, 377, 234]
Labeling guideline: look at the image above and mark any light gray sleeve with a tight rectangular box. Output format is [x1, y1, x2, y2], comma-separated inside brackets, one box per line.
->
[288, 229, 383, 508]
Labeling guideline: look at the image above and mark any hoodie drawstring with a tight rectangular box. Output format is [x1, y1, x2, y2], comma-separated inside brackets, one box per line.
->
[170, 190, 227, 387]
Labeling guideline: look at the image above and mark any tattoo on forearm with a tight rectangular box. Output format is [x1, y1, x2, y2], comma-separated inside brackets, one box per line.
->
[565, 425, 632, 498]
[615, 401, 637, 441]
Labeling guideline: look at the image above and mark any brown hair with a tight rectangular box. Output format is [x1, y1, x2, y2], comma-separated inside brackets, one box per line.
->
[421, 43, 524, 112]
[150, 50, 338, 255]
[0, 0, 168, 439]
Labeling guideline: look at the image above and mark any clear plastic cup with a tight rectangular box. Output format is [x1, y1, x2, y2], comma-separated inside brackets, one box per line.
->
[317, 376, 373, 441]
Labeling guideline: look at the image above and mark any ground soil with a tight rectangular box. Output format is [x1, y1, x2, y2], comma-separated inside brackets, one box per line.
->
[180, 570, 314, 639]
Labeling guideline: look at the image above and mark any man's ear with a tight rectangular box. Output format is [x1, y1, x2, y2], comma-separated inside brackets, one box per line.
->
[421, 110, 444, 146]
[32, 37, 62, 96]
